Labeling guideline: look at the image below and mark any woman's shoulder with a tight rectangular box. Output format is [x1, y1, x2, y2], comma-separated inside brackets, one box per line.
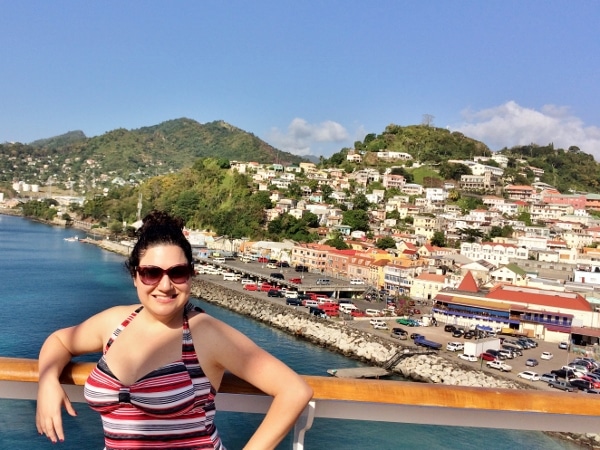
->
[88, 304, 141, 325]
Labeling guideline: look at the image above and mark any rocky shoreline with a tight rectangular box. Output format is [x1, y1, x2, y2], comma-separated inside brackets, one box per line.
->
[191, 279, 522, 388]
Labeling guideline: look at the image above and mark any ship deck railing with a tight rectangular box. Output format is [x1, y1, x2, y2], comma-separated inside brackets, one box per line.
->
[2, 356, 599, 449]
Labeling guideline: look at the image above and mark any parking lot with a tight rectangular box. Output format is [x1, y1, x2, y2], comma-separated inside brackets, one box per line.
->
[195, 266, 584, 393]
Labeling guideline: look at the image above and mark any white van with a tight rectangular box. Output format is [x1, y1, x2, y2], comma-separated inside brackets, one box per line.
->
[285, 291, 299, 299]
[316, 278, 331, 285]
[240, 278, 254, 285]
[223, 273, 240, 281]
[304, 300, 319, 308]
[365, 309, 381, 317]
[339, 303, 358, 314]
[213, 257, 226, 263]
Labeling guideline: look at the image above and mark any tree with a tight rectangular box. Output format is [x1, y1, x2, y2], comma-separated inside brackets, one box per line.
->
[324, 234, 350, 250]
[457, 228, 484, 243]
[447, 189, 460, 202]
[352, 193, 371, 211]
[320, 184, 333, 202]
[457, 196, 483, 214]
[375, 236, 396, 250]
[342, 209, 370, 232]
[302, 211, 320, 228]
[430, 231, 447, 247]
[438, 162, 472, 181]
[517, 211, 533, 226]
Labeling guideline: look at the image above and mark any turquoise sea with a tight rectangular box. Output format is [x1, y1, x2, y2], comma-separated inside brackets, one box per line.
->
[0, 215, 584, 449]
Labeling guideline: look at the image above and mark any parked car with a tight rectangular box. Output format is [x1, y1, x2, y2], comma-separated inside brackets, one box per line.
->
[551, 368, 577, 380]
[294, 265, 309, 272]
[370, 319, 389, 330]
[243, 283, 258, 291]
[517, 371, 540, 381]
[267, 289, 284, 298]
[572, 359, 597, 371]
[309, 307, 327, 318]
[502, 344, 523, 356]
[446, 342, 464, 352]
[497, 349, 514, 359]
[397, 317, 418, 327]
[266, 263, 277, 269]
[540, 352, 554, 360]
[480, 352, 496, 362]
[525, 358, 539, 367]
[568, 379, 593, 391]
[289, 277, 302, 284]
[452, 328, 465, 338]
[390, 327, 408, 340]
[580, 376, 600, 389]
[275, 261, 290, 268]
[540, 373, 558, 383]
[444, 324, 457, 333]
[487, 360, 512, 372]
[458, 354, 478, 362]
[548, 379, 575, 392]
[257, 257, 269, 263]
[485, 349, 507, 360]
[285, 298, 302, 306]
[350, 278, 365, 285]
[558, 341, 570, 350]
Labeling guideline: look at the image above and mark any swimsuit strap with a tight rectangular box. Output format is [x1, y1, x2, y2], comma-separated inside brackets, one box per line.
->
[103, 306, 144, 354]
[104, 303, 203, 354]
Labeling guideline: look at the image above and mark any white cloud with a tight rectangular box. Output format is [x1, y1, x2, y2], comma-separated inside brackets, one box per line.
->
[454, 101, 600, 158]
[267, 118, 349, 156]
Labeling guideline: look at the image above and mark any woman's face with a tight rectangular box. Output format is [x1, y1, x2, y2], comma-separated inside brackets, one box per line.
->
[134, 244, 192, 322]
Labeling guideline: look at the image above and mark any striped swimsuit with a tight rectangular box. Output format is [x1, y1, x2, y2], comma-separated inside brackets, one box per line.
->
[84, 303, 225, 449]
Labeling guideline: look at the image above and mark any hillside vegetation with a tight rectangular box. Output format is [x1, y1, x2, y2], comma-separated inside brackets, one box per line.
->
[10, 120, 600, 241]
[325, 125, 600, 194]
[22, 118, 306, 179]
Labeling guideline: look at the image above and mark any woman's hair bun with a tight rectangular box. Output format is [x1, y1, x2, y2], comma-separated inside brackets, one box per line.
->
[138, 210, 184, 235]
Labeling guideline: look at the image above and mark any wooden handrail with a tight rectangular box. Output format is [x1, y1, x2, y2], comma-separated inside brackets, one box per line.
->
[2, 356, 600, 418]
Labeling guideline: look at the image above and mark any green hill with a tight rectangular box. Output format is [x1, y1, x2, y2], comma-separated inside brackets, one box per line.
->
[358, 124, 492, 162]
[24, 118, 306, 179]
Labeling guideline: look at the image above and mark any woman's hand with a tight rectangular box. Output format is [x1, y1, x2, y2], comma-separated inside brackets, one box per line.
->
[36, 378, 77, 443]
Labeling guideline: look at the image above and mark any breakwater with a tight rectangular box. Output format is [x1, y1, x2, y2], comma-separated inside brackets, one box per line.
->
[192, 279, 600, 448]
[191, 279, 520, 389]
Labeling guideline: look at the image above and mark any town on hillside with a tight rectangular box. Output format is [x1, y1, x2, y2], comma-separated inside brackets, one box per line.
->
[4, 151, 600, 358]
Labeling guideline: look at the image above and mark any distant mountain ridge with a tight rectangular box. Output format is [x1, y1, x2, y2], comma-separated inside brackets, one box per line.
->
[26, 118, 307, 177]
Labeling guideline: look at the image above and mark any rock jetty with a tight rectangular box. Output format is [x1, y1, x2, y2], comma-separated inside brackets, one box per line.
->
[192, 279, 600, 448]
[191, 279, 519, 388]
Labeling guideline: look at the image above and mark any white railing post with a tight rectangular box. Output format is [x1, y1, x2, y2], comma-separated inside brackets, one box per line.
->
[292, 400, 315, 450]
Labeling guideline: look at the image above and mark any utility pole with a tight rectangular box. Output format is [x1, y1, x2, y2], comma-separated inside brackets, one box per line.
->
[137, 193, 142, 220]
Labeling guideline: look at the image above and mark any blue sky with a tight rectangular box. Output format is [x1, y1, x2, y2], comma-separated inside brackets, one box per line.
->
[2, 1, 600, 159]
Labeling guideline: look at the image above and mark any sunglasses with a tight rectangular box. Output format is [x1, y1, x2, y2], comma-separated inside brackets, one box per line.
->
[136, 263, 193, 285]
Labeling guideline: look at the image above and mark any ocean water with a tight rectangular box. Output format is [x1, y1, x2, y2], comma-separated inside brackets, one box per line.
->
[0, 215, 583, 450]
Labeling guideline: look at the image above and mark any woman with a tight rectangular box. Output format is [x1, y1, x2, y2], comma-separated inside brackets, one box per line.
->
[36, 210, 313, 449]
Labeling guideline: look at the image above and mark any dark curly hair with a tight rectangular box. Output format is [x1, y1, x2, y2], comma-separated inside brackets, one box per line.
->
[125, 210, 193, 277]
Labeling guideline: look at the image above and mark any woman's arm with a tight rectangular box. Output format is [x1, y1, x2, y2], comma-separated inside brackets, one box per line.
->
[35, 305, 132, 443]
[194, 315, 313, 450]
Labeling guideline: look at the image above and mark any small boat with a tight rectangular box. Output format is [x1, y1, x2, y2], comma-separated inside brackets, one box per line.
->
[64, 236, 79, 242]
